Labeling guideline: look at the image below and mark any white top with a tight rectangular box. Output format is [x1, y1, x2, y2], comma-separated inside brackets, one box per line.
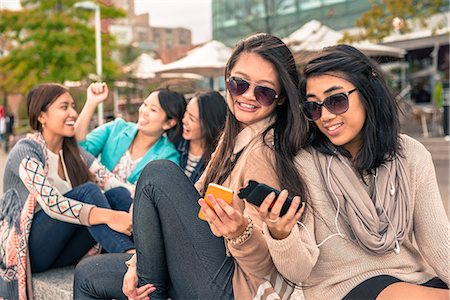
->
[45, 148, 72, 194]
[112, 150, 142, 183]
[184, 152, 202, 178]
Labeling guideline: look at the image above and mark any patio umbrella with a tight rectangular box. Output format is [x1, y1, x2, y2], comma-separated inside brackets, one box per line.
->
[287, 20, 406, 59]
[123, 53, 163, 79]
[155, 40, 232, 89]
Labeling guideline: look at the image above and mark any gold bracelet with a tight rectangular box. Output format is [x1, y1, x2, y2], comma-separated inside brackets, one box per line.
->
[226, 215, 254, 246]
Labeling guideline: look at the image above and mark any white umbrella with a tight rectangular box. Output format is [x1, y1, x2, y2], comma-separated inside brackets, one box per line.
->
[155, 40, 232, 83]
[287, 20, 406, 59]
[123, 53, 163, 79]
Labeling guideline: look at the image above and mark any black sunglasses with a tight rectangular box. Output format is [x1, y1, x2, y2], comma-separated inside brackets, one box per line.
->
[302, 88, 357, 121]
[226, 76, 279, 106]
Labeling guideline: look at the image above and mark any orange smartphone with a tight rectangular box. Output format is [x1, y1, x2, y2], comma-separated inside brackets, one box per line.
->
[198, 183, 234, 221]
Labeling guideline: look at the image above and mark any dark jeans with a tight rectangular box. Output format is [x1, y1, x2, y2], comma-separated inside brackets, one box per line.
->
[74, 253, 131, 300]
[343, 275, 449, 299]
[29, 183, 134, 273]
[73, 160, 234, 300]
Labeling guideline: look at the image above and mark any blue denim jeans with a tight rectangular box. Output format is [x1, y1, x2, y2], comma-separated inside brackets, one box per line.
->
[73, 161, 234, 300]
[29, 182, 134, 273]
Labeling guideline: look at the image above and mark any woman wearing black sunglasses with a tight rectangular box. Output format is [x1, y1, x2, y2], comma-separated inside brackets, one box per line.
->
[259, 44, 449, 300]
[73, 32, 310, 299]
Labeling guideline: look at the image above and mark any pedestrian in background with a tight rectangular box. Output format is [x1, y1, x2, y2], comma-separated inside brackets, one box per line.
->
[0, 106, 5, 150]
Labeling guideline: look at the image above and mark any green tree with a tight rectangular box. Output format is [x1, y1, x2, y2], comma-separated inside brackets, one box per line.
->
[0, 0, 125, 94]
[341, 0, 448, 43]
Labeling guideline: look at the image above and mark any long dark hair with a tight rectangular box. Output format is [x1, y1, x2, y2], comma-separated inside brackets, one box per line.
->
[27, 83, 95, 187]
[202, 33, 310, 202]
[195, 90, 226, 165]
[300, 44, 401, 174]
[157, 89, 186, 145]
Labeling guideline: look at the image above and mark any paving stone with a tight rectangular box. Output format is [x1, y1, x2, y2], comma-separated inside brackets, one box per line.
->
[33, 266, 74, 300]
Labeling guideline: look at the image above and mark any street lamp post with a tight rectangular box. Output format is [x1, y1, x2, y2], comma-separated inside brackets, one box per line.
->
[74, 1, 104, 125]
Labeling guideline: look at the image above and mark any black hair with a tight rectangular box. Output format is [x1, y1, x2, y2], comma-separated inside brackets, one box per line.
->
[300, 44, 401, 174]
[195, 90, 227, 165]
[157, 89, 187, 145]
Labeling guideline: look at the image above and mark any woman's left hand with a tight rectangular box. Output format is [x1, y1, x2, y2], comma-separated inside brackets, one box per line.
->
[259, 190, 304, 240]
[198, 195, 247, 239]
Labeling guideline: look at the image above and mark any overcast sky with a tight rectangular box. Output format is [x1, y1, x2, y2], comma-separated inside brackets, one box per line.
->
[0, 0, 213, 44]
[135, 0, 212, 44]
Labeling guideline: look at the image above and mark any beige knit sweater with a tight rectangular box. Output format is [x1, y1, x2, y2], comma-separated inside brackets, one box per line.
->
[264, 134, 450, 300]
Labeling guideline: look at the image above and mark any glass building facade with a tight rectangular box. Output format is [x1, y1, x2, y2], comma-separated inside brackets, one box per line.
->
[212, 0, 376, 46]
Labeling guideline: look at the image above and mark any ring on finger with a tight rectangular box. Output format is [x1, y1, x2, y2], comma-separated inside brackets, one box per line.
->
[268, 216, 280, 223]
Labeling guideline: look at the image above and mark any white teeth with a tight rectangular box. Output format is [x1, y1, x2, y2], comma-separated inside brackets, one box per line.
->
[327, 124, 342, 131]
[239, 102, 256, 109]
[139, 118, 148, 125]
[66, 121, 75, 125]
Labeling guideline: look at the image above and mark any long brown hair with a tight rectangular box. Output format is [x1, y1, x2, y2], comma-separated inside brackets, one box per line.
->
[27, 83, 95, 187]
[201, 33, 310, 203]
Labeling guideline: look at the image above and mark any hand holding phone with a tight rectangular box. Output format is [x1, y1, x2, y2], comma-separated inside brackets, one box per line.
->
[238, 180, 301, 217]
[198, 183, 234, 221]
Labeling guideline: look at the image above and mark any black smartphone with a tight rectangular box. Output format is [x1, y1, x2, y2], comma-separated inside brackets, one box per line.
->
[237, 180, 301, 217]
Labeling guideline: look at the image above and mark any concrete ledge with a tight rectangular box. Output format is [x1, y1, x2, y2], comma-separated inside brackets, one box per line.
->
[32, 266, 74, 300]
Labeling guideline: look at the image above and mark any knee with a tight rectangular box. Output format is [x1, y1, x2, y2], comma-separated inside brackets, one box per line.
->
[104, 186, 130, 198]
[78, 182, 102, 196]
[136, 159, 184, 190]
[142, 160, 179, 178]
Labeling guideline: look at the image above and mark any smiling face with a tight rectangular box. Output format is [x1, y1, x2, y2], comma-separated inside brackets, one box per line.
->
[137, 91, 176, 137]
[38, 92, 78, 139]
[227, 52, 281, 127]
[306, 74, 366, 157]
[182, 97, 203, 143]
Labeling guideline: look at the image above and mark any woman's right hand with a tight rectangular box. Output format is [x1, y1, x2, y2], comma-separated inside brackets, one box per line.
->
[258, 190, 304, 240]
[122, 266, 155, 300]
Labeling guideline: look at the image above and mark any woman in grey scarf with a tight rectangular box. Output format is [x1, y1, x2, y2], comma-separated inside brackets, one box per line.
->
[258, 45, 449, 300]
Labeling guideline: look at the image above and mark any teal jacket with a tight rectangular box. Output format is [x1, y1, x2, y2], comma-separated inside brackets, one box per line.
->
[79, 118, 180, 184]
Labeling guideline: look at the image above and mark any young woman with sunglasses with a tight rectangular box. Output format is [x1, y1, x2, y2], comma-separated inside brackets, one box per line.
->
[179, 90, 227, 183]
[73, 33, 310, 300]
[0, 83, 136, 300]
[75, 83, 186, 185]
[259, 45, 449, 300]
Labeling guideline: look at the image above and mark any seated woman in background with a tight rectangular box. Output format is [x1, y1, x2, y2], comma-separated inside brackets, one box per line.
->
[260, 44, 449, 300]
[178, 90, 226, 183]
[75, 83, 186, 184]
[0, 83, 135, 300]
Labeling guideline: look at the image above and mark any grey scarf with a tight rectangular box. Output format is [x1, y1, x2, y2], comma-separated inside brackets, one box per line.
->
[313, 149, 411, 254]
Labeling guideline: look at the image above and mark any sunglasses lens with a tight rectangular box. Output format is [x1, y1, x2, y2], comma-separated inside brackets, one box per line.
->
[303, 93, 351, 121]
[254, 86, 277, 106]
[325, 94, 349, 115]
[227, 77, 249, 96]
[303, 102, 321, 121]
